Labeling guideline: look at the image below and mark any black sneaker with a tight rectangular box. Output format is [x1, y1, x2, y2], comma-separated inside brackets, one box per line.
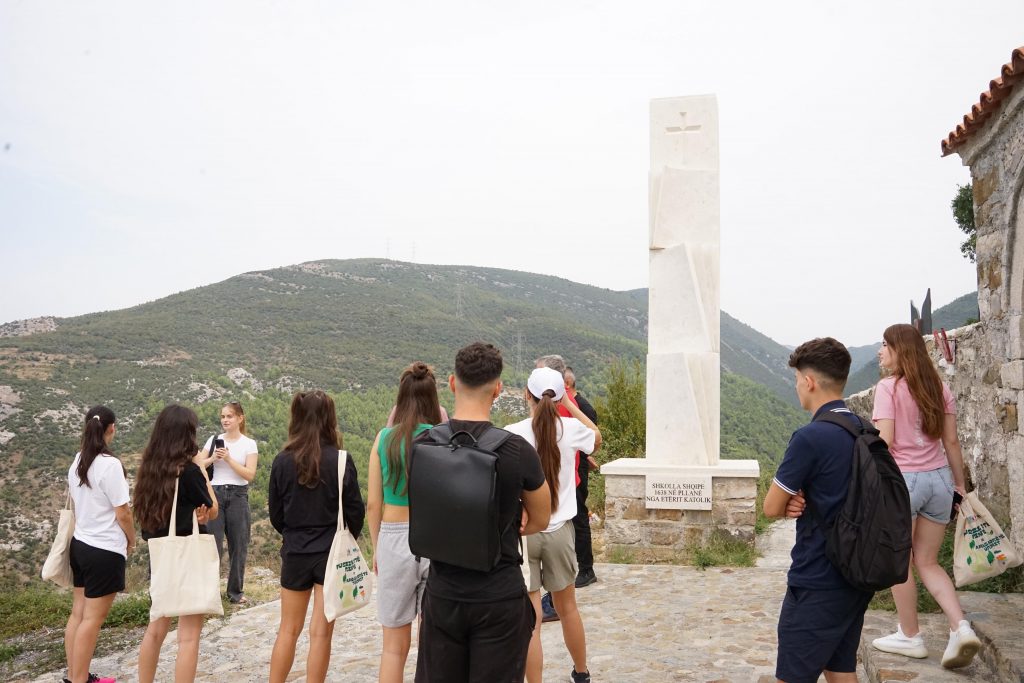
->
[570, 668, 591, 682]
[574, 568, 597, 588]
[541, 592, 559, 622]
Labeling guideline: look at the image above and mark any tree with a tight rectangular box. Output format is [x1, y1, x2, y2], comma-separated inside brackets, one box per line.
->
[592, 359, 646, 459]
[952, 183, 976, 263]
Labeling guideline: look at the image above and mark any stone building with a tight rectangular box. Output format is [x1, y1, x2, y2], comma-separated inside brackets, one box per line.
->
[943, 46, 1024, 551]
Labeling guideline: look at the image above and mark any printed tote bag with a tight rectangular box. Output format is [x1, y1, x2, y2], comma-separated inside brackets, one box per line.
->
[953, 491, 1022, 587]
[148, 477, 223, 620]
[41, 491, 75, 588]
[323, 450, 373, 622]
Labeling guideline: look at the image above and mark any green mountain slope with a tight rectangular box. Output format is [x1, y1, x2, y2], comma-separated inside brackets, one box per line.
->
[721, 312, 799, 407]
[721, 372, 806, 465]
[0, 259, 830, 581]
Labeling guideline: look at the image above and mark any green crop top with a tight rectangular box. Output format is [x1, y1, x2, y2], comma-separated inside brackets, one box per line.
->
[379, 423, 433, 506]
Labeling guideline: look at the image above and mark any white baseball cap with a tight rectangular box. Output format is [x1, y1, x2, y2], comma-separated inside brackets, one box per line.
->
[527, 366, 566, 401]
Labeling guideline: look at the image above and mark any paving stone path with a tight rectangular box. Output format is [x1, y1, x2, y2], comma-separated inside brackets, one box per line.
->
[32, 521, 1021, 682]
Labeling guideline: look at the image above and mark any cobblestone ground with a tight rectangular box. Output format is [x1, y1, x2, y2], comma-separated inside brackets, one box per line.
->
[32, 563, 807, 683]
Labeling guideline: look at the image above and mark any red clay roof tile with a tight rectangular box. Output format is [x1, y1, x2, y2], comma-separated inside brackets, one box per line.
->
[942, 46, 1024, 156]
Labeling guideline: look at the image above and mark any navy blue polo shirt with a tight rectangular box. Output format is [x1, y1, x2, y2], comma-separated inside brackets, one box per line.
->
[773, 400, 861, 590]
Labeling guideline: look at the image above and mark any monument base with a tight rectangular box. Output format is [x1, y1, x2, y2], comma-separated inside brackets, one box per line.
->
[600, 458, 760, 560]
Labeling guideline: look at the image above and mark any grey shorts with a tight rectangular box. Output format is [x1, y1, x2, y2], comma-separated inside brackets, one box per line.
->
[904, 466, 955, 524]
[526, 522, 577, 593]
[376, 522, 429, 628]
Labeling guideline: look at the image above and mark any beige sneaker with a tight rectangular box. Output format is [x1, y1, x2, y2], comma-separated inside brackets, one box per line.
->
[872, 624, 928, 659]
[941, 619, 982, 669]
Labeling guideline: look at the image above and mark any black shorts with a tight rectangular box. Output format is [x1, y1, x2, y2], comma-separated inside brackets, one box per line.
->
[415, 591, 535, 683]
[280, 551, 328, 591]
[70, 538, 126, 599]
[776, 584, 872, 683]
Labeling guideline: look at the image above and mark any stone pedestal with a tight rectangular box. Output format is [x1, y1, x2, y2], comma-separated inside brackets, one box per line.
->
[600, 94, 759, 555]
[602, 460, 759, 559]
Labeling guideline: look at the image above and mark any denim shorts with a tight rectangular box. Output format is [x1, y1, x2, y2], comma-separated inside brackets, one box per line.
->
[904, 466, 955, 524]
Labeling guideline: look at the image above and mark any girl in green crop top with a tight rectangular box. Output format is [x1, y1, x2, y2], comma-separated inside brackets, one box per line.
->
[367, 362, 445, 683]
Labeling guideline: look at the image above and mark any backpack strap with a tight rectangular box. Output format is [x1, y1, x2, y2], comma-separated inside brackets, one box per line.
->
[813, 410, 873, 437]
[427, 424, 513, 452]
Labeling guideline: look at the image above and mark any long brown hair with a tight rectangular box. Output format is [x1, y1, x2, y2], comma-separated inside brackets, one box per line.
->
[223, 401, 247, 434]
[528, 389, 562, 511]
[77, 405, 116, 488]
[883, 323, 945, 439]
[133, 404, 200, 532]
[386, 362, 443, 496]
[284, 390, 341, 488]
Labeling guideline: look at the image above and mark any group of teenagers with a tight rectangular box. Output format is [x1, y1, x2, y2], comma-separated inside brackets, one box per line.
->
[59, 341, 602, 683]
[55, 323, 981, 683]
[763, 324, 984, 683]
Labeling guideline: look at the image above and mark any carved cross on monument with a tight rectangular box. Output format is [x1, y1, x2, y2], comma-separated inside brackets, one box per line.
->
[665, 111, 703, 134]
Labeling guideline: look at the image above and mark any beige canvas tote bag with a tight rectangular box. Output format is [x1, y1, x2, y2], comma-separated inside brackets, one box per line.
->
[41, 490, 75, 588]
[148, 477, 224, 621]
[323, 450, 373, 622]
[953, 491, 1022, 587]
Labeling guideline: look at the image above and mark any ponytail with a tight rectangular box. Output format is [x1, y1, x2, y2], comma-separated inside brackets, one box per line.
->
[387, 362, 443, 496]
[77, 405, 116, 488]
[530, 391, 562, 511]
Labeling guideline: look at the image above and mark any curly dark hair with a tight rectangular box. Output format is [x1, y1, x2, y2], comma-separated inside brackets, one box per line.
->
[454, 342, 503, 387]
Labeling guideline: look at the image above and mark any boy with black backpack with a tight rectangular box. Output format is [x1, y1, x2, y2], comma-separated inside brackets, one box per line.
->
[411, 342, 551, 683]
[763, 337, 877, 683]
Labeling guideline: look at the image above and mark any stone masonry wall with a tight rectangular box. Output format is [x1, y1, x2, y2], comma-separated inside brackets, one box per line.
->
[956, 80, 1024, 554]
[603, 474, 756, 559]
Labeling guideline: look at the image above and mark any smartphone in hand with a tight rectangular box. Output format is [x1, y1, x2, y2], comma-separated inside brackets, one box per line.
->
[214, 438, 225, 449]
[951, 490, 964, 520]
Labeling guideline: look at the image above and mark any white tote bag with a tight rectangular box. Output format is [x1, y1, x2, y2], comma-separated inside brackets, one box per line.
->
[148, 477, 224, 621]
[41, 491, 75, 588]
[953, 491, 1023, 587]
[323, 450, 373, 622]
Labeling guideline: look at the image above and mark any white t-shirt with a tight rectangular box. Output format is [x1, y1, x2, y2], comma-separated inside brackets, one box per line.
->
[202, 434, 259, 486]
[68, 452, 131, 557]
[503, 416, 596, 532]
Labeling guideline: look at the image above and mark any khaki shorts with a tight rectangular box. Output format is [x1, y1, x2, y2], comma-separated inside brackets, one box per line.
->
[525, 522, 577, 593]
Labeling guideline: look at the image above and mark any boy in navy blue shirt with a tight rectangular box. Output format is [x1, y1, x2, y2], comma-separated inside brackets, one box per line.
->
[763, 337, 872, 683]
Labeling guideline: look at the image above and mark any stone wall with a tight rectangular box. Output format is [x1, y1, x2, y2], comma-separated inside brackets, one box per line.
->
[603, 473, 756, 560]
[954, 78, 1024, 554]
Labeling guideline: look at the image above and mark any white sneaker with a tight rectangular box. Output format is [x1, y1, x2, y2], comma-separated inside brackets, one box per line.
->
[872, 625, 928, 658]
[941, 620, 981, 669]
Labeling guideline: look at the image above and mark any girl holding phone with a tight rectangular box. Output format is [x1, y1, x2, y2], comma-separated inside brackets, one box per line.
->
[869, 324, 981, 669]
[195, 401, 258, 603]
[134, 404, 218, 683]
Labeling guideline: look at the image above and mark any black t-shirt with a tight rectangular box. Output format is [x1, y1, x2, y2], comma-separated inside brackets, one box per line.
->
[141, 463, 214, 540]
[575, 393, 598, 424]
[268, 443, 365, 555]
[415, 419, 545, 603]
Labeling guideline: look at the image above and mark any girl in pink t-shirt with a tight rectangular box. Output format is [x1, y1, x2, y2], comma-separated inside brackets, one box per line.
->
[870, 324, 979, 669]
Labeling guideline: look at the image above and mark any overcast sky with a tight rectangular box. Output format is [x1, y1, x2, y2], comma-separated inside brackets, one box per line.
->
[2, 1, 1020, 347]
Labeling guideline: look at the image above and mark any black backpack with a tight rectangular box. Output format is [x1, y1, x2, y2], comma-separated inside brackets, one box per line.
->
[810, 412, 913, 592]
[407, 424, 512, 572]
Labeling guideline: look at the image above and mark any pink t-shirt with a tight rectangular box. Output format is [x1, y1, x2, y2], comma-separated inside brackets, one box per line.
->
[871, 376, 955, 472]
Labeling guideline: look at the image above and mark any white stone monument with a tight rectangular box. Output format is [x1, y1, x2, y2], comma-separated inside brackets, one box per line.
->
[601, 95, 761, 553]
